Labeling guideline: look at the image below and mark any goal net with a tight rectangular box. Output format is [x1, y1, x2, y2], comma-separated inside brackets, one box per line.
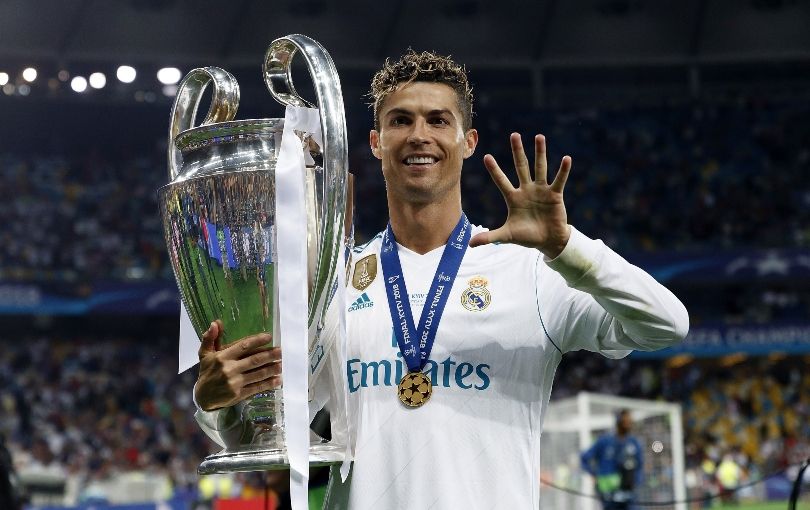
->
[539, 392, 686, 510]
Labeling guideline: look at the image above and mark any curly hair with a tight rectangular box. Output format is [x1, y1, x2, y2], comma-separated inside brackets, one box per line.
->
[369, 50, 474, 131]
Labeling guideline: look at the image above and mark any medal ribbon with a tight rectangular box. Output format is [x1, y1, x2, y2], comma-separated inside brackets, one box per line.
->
[380, 213, 470, 373]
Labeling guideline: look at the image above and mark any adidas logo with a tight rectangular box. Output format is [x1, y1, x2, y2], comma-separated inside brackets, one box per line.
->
[348, 292, 374, 312]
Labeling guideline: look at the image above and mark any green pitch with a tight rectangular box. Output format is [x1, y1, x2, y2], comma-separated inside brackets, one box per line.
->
[731, 501, 797, 509]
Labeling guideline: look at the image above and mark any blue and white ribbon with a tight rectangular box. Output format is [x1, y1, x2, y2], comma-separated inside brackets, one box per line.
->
[380, 214, 470, 373]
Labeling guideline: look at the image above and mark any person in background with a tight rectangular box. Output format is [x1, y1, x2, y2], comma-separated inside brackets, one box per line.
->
[582, 409, 643, 509]
[716, 451, 743, 505]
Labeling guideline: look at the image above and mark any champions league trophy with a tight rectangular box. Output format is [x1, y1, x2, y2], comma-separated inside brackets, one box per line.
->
[158, 34, 348, 473]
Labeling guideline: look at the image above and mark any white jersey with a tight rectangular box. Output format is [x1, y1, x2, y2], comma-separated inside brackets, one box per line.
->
[196, 225, 688, 510]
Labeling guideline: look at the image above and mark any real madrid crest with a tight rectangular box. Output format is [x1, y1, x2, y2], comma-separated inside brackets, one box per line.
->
[352, 254, 377, 290]
[461, 275, 491, 311]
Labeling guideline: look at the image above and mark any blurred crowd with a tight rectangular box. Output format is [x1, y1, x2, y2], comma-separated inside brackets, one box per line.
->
[1, 330, 807, 506]
[0, 332, 208, 505]
[0, 152, 166, 282]
[678, 358, 810, 474]
[2, 95, 809, 282]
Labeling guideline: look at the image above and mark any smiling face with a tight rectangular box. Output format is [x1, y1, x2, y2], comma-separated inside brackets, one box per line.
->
[370, 81, 478, 206]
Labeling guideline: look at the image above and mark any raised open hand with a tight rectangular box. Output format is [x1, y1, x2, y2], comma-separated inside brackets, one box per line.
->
[469, 133, 572, 259]
[195, 321, 281, 411]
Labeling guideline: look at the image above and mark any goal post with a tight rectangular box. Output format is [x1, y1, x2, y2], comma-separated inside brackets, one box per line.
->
[540, 392, 686, 510]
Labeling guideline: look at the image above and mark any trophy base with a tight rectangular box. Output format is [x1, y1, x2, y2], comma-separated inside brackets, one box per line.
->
[198, 440, 345, 474]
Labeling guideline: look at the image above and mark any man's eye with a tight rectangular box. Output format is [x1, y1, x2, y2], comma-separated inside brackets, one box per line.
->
[430, 117, 450, 125]
[391, 117, 409, 126]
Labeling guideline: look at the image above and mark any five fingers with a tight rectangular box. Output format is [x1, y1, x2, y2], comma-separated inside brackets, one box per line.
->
[484, 133, 571, 192]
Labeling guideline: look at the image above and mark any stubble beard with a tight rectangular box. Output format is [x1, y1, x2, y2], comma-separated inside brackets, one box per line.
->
[385, 166, 460, 207]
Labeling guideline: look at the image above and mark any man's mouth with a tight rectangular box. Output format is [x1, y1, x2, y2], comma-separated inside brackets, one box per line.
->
[403, 155, 438, 166]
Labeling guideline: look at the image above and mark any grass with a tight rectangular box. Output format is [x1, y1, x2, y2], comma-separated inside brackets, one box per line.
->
[728, 501, 801, 509]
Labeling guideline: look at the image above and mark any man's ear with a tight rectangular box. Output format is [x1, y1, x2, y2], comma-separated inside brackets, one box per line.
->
[463, 128, 479, 159]
[369, 130, 382, 160]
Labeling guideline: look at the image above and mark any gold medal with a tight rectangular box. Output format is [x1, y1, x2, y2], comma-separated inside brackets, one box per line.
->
[397, 371, 432, 408]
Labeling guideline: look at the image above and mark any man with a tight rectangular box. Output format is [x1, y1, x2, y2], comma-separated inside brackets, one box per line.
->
[194, 50, 688, 509]
[581, 409, 643, 510]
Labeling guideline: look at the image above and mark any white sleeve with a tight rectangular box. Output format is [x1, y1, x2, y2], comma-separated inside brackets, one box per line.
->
[309, 295, 340, 414]
[539, 226, 689, 358]
[308, 294, 350, 449]
[193, 389, 245, 449]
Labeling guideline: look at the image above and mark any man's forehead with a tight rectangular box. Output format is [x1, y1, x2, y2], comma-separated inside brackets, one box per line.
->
[381, 82, 461, 116]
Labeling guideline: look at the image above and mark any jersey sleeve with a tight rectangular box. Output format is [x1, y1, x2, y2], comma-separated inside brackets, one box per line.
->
[193, 391, 245, 448]
[309, 295, 339, 413]
[537, 226, 689, 357]
[307, 285, 351, 449]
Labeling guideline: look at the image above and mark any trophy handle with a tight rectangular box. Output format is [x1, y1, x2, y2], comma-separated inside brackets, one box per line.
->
[263, 35, 349, 331]
[168, 67, 240, 180]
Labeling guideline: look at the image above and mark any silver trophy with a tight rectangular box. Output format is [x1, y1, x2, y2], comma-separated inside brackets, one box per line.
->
[158, 34, 348, 473]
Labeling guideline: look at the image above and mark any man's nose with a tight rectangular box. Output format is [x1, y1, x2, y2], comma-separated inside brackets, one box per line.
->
[406, 119, 430, 144]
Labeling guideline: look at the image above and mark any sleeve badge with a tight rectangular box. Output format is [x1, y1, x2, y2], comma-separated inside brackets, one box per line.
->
[352, 254, 377, 290]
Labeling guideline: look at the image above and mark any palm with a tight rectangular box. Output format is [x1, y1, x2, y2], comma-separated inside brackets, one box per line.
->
[469, 133, 572, 258]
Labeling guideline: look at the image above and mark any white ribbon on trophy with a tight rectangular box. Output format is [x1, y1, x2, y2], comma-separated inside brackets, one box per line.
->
[275, 104, 318, 509]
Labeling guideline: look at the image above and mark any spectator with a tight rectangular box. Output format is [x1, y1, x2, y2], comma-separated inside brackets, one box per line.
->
[716, 452, 743, 505]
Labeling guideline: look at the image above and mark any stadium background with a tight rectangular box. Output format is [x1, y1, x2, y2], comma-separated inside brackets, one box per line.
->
[1, 0, 809, 508]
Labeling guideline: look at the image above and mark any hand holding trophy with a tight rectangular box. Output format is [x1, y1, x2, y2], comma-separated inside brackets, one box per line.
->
[157, 34, 349, 476]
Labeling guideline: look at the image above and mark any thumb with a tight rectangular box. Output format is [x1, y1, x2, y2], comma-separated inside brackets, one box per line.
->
[198, 320, 221, 358]
[469, 228, 507, 248]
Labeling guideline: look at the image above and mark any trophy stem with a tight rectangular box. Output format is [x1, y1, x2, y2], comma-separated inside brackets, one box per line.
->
[243, 389, 285, 445]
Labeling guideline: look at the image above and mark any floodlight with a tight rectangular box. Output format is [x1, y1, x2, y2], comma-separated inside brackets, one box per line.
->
[89, 72, 106, 89]
[157, 67, 181, 85]
[71, 76, 88, 93]
[117, 65, 136, 83]
[22, 67, 37, 82]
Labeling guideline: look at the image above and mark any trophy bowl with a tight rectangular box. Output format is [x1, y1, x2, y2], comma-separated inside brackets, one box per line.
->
[157, 34, 348, 473]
